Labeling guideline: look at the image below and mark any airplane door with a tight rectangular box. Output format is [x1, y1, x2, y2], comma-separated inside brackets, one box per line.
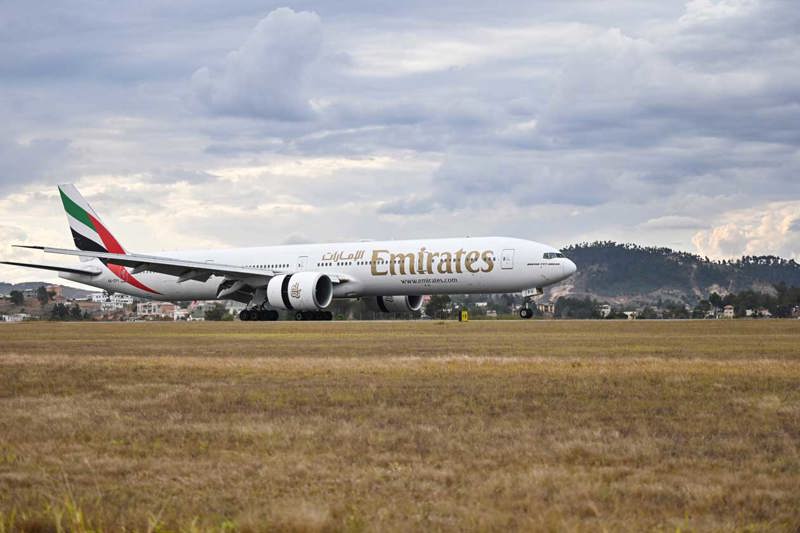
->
[501, 249, 514, 270]
[297, 256, 308, 270]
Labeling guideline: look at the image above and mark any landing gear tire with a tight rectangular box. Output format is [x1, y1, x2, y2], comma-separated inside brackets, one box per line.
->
[519, 308, 533, 319]
[241, 308, 280, 321]
[294, 310, 333, 321]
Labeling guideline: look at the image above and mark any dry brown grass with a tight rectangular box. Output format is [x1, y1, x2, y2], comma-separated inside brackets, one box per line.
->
[0, 320, 799, 532]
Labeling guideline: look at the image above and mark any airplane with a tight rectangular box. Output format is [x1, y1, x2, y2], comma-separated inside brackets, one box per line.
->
[1, 184, 577, 320]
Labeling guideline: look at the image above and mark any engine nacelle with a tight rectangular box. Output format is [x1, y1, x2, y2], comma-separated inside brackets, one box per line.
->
[267, 272, 333, 311]
[375, 295, 424, 313]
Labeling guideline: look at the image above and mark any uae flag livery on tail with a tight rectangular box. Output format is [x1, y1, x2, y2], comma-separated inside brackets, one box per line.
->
[58, 184, 159, 294]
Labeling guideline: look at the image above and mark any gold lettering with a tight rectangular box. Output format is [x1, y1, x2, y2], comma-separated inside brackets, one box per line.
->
[371, 249, 390, 276]
[390, 252, 416, 275]
[437, 252, 453, 274]
[417, 247, 427, 274]
[481, 250, 495, 272]
[454, 249, 466, 274]
[427, 251, 439, 274]
[465, 250, 480, 273]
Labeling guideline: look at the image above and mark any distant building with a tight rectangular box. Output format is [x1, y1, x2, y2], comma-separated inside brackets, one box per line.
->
[173, 308, 190, 321]
[45, 285, 63, 298]
[722, 305, 735, 319]
[75, 301, 102, 314]
[3, 313, 30, 322]
[225, 301, 246, 314]
[91, 293, 134, 310]
[598, 304, 612, 318]
[537, 302, 555, 315]
[624, 311, 637, 320]
[486, 310, 498, 318]
[136, 301, 177, 318]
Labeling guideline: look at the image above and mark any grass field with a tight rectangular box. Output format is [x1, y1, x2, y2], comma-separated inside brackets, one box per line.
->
[0, 320, 799, 532]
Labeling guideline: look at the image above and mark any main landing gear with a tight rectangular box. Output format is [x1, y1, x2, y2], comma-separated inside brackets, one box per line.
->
[294, 310, 333, 321]
[519, 307, 534, 319]
[239, 308, 279, 321]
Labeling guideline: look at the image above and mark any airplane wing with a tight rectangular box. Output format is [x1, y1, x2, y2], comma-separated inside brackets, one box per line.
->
[14, 245, 275, 282]
[13, 245, 348, 285]
[0, 260, 102, 277]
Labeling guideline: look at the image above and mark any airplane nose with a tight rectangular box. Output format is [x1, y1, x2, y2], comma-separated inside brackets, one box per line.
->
[563, 259, 577, 277]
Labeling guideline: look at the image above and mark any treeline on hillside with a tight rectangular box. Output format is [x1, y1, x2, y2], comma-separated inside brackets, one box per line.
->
[554, 297, 690, 319]
[563, 241, 799, 267]
[560, 242, 800, 299]
[554, 283, 800, 319]
[697, 283, 800, 318]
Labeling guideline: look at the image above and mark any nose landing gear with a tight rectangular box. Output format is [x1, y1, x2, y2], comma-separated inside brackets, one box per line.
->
[519, 287, 544, 320]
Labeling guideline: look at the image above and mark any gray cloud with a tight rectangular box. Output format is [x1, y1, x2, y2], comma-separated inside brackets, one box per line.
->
[190, 7, 322, 120]
[641, 216, 705, 231]
[1, 0, 800, 282]
[0, 138, 72, 192]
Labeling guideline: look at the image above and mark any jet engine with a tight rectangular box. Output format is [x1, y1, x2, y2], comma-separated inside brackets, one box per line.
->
[375, 295, 424, 313]
[267, 272, 333, 311]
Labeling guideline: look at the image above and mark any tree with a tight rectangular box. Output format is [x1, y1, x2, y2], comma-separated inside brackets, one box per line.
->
[36, 286, 52, 306]
[203, 303, 230, 321]
[9, 290, 24, 306]
[708, 292, 723, 308]
[692, 299, 712, 319]
[639, 307, 658, 319]
[555, 297, 598, 319]
[50, 303, 69, 320]
[70, 304, 83, 320]
[425, 295, 451, 318]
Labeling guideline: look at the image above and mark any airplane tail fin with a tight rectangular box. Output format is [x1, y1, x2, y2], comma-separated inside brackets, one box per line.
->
[58, 184, 127, 255]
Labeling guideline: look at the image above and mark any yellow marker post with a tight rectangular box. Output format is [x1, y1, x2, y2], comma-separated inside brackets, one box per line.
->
[460, 309, 469, 322]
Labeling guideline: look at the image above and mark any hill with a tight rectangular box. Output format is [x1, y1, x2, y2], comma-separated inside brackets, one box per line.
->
[553, 242, 800, 306]
[0, 281, 98, 300]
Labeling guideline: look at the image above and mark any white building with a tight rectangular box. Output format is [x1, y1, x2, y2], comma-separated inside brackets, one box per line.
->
[536, 302, 555, 315]
[136, 301, 177, 318]
[722, 305, 735, 319]
[2, 313, 30, 322]
[225, 301, 246, 314]
[92, 292, 134, 310]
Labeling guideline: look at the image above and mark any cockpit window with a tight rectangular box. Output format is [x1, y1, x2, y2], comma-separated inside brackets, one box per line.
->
[543, 252, 565, 259]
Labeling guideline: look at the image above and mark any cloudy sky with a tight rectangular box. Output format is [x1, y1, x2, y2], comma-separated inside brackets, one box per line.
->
[1, 0, 799, 283]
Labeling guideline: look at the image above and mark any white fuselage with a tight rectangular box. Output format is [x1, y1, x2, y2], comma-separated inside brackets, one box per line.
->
[60, 236, 576, 302]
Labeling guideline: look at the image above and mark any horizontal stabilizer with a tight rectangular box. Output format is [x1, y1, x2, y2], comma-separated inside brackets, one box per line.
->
[0, 260, 102, 276]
